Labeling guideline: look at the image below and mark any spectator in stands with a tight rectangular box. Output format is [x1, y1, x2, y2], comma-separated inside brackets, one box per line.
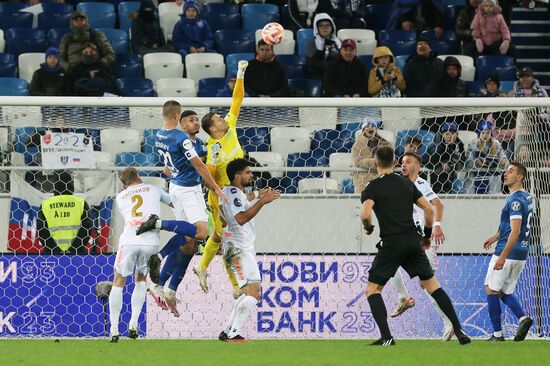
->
[387, 0, 445, 37]
[481, 75, 514, 155]
[425, 56, 466, 97]
[509, 66, 549, 99]
[244, 40, 289, 97]
[464, 0, 515, 59]
[37, 172, 92, 255]
[323, 39, 368, 97]
[368, 46, 406, 98]
[403, 37, 443, 97]
[287, 0, 335, 31]
[172, 0, 214, 58]
[351, 120, 390, 193]
[329, 0, 367, 29]
[59, 12, 115, 72]
[131, 0, 175, 56]
[428, 122, 466, 193]
[306, 13, 341, 81]
[467, 120, 508, 194]
[514, 143, 530, 165]
[481, 74, 507, 97]
[455, 0, 481, 46]
[29, 47, 66, 96]
[66, 43, 117, 96]
[402, 135, 430, 164]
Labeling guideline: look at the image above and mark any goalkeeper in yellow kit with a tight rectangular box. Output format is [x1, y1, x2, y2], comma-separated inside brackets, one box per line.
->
[195, 60, 255, 298]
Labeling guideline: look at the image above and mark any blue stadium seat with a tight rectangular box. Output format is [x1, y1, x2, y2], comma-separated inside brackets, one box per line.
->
[311, 129, 354, 157]
[379, 40, 417, 57]
[0, 12, 33, 30]
[41, 3, 74, 14]
[116, 77, 155, 96]
[431, 40, 461, 55]
[445, 5, 463, 29]
[466, 81, 484, 97]
[115, 152, 162, 176]
[202, 3, 241, 32]
[277, 55, 306, 79]
[394, 55, 408, 71]
[96, 28, 129, 54]
[287, 152, 329, 180]
[499, 80, 514, 94]
[215, 30, 255, 57]
[112, 54, 142, 78]
[198, 77, 226, 97]
[365, 4, 392, 32]
[118, 1, 141, 32]
[476, 56, 515, 81]
[342, 177, 354, 193]
[288, 78, 321, 97]
[241, 3, 280, 32]
[14, 127, 47, 154]
[419, 29, 457, 42]
[38, 12, 72, 31]
[76, 2, 116, 28]
[0, 53, 16, 77]
[0, 3, 27, 12]
[225, 52, 255, 77]
[395, 130, 435, 157]
[296, 28, 313, 56]
[357, 55, 373, 74]
[5, 28, 47, 57]
[237, 127, 270, 152]
[378, 30, 416, 42]
[47, 28, 71, 48]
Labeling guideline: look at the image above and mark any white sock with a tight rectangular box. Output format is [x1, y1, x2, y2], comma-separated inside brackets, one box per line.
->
[224, 294, 246, 334]
[109, 286, 123, 335]
[227, 295, 257, 338]
[494, 330, 503, 337]
[425, 289, 452, 329]
[129, 281, 147, 329]
[389, 269, 410, 301]
[155, 220, 162, 229]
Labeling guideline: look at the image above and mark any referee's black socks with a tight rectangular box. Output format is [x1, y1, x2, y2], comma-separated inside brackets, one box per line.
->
[430, 288, 462, 331]
[367, 293, 392, 340]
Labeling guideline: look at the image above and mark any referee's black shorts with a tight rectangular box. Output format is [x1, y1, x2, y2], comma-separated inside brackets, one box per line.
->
[368, 230, 434, 286]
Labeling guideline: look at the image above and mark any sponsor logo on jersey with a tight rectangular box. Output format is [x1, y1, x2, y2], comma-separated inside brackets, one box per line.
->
[511, 201, 521, 211]
[183, 139, 193, 150]
[234, 198, 242, 207]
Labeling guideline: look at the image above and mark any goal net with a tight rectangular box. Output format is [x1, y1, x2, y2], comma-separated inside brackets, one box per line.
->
[0, 97, 548, 339]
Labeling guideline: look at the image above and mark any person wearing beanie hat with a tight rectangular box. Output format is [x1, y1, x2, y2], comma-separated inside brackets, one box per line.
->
[30, 47, 66, 96]
[323, 38, 368, 97]
[131, 0, 175, 56]
[306, 13, 341, 81]
[172, 0, 213, 57]
[368, 46, 406, 97]
[482, 74, 506, 97]
[428, 121, 465, 193]
[403, 37, 444, 97]
[425, 56, 466, 98]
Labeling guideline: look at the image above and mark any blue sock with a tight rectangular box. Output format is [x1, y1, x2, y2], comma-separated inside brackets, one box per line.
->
[159, 233, 186, 258]
[500, 294, 525, 320]
[161, 220, 197, 238]
[158, 251, 178, 287]
[168, 253, 193, 291]
[487, 294, 502, 333]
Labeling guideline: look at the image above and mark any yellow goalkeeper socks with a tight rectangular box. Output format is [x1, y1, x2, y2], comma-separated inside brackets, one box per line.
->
[199, 236, 220, 270]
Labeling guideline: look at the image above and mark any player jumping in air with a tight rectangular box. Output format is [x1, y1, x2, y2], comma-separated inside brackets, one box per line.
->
[482, 162, 533, 341]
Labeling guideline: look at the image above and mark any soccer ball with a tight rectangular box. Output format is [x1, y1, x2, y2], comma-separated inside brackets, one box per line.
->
[261, 22, 284, 46]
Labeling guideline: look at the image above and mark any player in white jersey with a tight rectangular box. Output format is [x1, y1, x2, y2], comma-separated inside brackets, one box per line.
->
[217, 158, 280, 342]
[388, 152, 453, 341]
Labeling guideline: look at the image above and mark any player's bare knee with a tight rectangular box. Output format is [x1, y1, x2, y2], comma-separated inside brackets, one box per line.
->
[485, 285, 498, 295]
[365, 282, 382, 297]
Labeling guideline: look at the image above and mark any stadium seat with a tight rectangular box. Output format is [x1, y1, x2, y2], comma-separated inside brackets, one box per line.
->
[328, 152, 352, 184]
[237, 127, 270, 152]
[37, 12, 72, 31]
[156, 78, 196, 97]
[476, 56, 515, 81]
[499, 80, 514, 94]
[214, 30, 255, 57]
[112, 54, 142, 78]
[115, 152, 162, 176]
[18, 53, 44, 83]
[158, 1, 183, 15]
[116, 77, 155, 97]
[0, 12, 33, 30]
[118, 1, 141, 32]
[379, 39, 416, 56]
[357, 55, 373, 74]
[445, 5, 463, 30]
[41, 3, 74, 14]
[438, 54, 474, 67]
[431, 40, 461, 55]
[395, 129, 436, 157]
[296, 28, 313, 56]
[14, 127, 47, 153]
[419, 29, 457, 42]
[185, 53, 225, 83]
[337, 29, 377, 56]
[158, 4, 182, 41]
[198, 77, 226, 97]
[100, 128, 141, 156]
[47, 28, 70, 48]
[254, 28, 295, 55]
[298, 107, 337, 132]
[276, 55, 306, 79]
[0, 29, 4, 53]
[225, 52, 254, 77]
[378, 30, 416, 42]
[311, 129, 354, 157]
[0, 3, 27, 12]
[248, 151, 284, 178]
[298, 177, 340, 194]
[145, 63, 184, 84]
[76, 2, 116, 28]
[202, 3, 240, 32]
[0, 78, 28, 96]
[461, 65, 476, 81]
[342, 177, 354, 193]
[394, 55, 408, 71]
[466, 81, 484, 97]
[364, 4, 392, 32]
[270, 127, 311, 160]
[143, 52, 181, 68]
[241, 3, 279, 32]
[0, 53, 16, 77]
[287, 152, 328, 180]
[5, 29, 46, 57]
[96, 28, 129, 54]
[288, 78, 322, 97]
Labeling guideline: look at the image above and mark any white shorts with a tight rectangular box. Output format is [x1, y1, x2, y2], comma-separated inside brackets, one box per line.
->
[169, 183, 208, 223]
[224, 247, 261, 288]
[425, 245, 438, 271]
[484, 255, 526, 294]
[114, 245, 157, 277]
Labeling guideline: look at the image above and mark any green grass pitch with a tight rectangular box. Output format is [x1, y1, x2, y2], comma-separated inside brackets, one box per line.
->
[1, 339, 549, 366]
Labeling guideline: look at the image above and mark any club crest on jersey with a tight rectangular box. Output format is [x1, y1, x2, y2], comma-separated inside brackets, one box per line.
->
[183, 139, 193, 150]
[511, 201, 521, 211]
[234, 198, 242, 207]
[230, 187, 237, 194]
[212, 142, 222, 154]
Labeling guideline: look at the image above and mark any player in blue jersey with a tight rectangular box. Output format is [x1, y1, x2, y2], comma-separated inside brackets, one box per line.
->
[483, 161, 533, 342]
[147, 101, 226, 316]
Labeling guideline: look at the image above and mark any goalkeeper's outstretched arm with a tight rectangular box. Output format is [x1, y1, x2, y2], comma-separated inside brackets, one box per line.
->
[229, 60, 248, 118]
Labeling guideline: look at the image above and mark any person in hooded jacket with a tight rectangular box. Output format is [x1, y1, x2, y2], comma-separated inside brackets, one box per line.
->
[131, 0, 175, 56]
[172, 0, 214, 58]
[368, 46, 406, 98]
[306, 13, 341, 80]
[67, 43, 117, 96]
[425, 56, 466, 97]
[402, 37, 444, 97]
[323, 39, 368, 97]
[30, 47, 66, 96]
[455, 0, 481, 45]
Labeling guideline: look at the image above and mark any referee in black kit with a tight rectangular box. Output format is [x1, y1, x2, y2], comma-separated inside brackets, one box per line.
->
[360, 146, 471, 346]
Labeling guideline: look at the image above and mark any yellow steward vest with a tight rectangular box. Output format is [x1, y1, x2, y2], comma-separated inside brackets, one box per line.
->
[42, 195, 85, 252]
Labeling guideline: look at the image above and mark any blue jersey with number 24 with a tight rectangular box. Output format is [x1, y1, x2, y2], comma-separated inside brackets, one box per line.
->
[155, 129, 206, 187]
[495, 189, 533, 260]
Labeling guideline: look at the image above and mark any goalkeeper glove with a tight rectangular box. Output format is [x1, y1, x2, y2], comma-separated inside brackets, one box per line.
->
[237, 60, 248, 79]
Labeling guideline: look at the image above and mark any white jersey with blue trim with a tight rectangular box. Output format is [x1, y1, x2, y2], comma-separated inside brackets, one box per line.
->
[412, 176, 438, 233]
[219, 185, 255, 251]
